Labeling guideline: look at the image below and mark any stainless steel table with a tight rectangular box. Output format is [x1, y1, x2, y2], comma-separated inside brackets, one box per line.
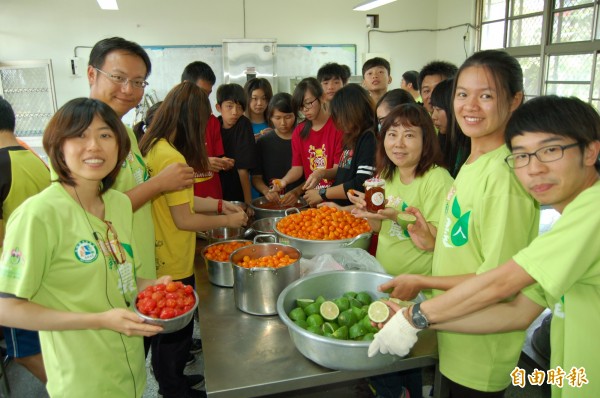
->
[194, 253, 442, 398]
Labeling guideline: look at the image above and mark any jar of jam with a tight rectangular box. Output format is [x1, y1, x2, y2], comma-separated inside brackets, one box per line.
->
[364, 178, 386, 212]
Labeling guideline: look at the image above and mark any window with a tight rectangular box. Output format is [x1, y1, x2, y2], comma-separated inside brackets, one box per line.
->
[478, 0, 600, 106]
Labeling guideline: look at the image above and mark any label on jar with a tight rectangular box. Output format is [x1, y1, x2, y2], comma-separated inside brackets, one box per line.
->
[371, 191, 385, 206]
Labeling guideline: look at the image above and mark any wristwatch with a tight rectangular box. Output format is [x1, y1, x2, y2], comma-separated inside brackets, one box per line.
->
[318, 187, 328, 201]
[411, 303, 430, 329]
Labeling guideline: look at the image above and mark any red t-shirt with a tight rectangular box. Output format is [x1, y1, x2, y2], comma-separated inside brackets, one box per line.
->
[291, 117, 343, 189]
[194, 114, 224, 199]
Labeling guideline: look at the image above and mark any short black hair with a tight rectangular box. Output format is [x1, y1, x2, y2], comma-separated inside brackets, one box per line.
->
[376, 89, 416, 110]
[0, 96, 16, 132]
[418, 61, 457, 90]
[402, 70, 419, 90]
[318, 63, 351, 85]
[506, 95, 600, 172]
[88, 37, 151, 78]
[267, 93, 296, 128]
[181, 61, 216, 85]
[216, 83, 246, 110]
[362, 57, 391, 77]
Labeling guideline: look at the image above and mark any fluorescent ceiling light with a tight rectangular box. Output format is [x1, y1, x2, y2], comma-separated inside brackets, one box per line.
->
[97, 0, 118, 10]
[353, 0, 396, 11]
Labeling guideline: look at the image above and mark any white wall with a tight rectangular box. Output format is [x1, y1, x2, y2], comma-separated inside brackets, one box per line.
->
[1, 0, 476, 108]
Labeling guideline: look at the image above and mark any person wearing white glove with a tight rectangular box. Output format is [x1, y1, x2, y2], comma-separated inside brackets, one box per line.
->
[368, 304, 421, 358]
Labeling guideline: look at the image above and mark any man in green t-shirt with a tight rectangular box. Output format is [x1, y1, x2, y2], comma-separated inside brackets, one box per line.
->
[370, 96, 600, 398]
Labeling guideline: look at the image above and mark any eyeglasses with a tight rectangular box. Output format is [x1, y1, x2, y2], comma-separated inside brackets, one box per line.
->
[301, 97, 319, 111]
[504, 143, 579, 169]
[104, 220, 127, 265]
[94, 67, 149, 89]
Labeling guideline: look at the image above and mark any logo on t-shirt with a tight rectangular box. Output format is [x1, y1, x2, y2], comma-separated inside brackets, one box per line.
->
[308, 144, 328, 171]
[9, 248, 22, 265]
[442, 191, 471, 248]
[74, 240, 99, 264]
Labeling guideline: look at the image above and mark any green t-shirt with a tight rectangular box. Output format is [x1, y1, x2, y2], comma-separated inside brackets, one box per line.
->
[518, 181, 600, 398]
[144, 139, 196, 280]
[0, 184, 146, 398]
[432, 145, 540, 392]
[376, 166, 453, 276]
[113, 127, 156, 279]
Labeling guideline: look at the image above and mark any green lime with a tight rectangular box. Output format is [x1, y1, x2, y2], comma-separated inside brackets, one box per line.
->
[303, 302, 320, 316]
[296, 298, 315, 309]
[368, 301, 390, 323]
[294, 319, 308, 329]
[349, 298, 363, 309]
[322, 321, 339, 334]
[337, 309, 358, 328]
[356, 291, 373, 306]
[361, 315, 379, 333]
[397, 213, 417, 228]
[315, 295, 326, 305]
[333, 297, 350, 312]
[351, 305, 367, 320]
[306, 313, 324, 327]
[307, 325, 324, 335]
[331, 325, 349, 340]
[319, 301, 340, 321]
[349, 323, 367, 339]
[362, 332, 375, 341]
[289, 307, 306, 322]
[343, 291, 357, 299]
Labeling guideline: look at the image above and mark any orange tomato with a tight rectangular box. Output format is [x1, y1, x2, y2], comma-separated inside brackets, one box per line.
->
[204, 241, 251, 262]
[276, 206, 370, 240]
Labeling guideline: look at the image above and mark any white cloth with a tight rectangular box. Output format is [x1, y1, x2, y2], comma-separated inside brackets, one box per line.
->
[368, 308, 420, 357]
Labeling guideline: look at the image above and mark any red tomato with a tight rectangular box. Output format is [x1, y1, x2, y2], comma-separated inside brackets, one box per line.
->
[165, 282, 178, 293]
[136, 282, 196, 319]
[159, 307, 176, 319]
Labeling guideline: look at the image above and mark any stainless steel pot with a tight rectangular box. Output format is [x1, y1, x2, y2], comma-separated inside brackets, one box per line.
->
[230, 243, 301, 316]
[273, 221, 372, 259]
[249, 196, 308, 220]
[197, 227, 246, 244]
[202, 239, 251, 287]
[244, 217, 282, 238]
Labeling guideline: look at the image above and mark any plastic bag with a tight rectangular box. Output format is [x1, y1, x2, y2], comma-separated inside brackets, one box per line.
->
[300, 248, 386, 277]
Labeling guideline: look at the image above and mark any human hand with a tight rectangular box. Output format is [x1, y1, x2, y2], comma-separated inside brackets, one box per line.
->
[347, 189, 366, 209]
[302, 169, 325, 190]
[222, 200, 245, 215]
[368, 308, 419, 358]
[100, 308, 163, 337]
[378, 274, 424, 301]
[351, 206, 397, 221]
[264, 190, 281, 203]
[155, 275, 173, 286]
[280, 191, 299, 207]
[155, 163, 194, 192]
[303, 189, 323, 207]
[208, 157, 235, 172]
[245, 205, 255, 218]
[271, 179, 287, 191]
[317, 201, 342, 210]
[226, 211, 248, 228]
[405, 207, 435, 251]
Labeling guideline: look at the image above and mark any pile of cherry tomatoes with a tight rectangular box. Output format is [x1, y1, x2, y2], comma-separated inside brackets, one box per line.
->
[235, 250, 297, 269]
[276, 206, 370, 240]
[135, 282, 196, 320]
[203, 240, 251, 262]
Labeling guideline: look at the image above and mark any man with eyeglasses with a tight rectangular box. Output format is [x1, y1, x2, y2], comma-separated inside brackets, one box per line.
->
[368, 95, 600, 398]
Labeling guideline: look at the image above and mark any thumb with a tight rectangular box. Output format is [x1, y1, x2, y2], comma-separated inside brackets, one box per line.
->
[368, 336, 381, 357]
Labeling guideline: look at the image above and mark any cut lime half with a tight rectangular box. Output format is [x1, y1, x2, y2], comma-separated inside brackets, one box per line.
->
[368, 301, 390, 323]
[320, 301, 340, 321]
[397, 213, 417, 229]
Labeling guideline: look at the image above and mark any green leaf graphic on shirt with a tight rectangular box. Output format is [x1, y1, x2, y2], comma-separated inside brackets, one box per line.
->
[134, 152, 150, 181]
[401, 202, 410, 238]
[451, 197, 461, 219]
[122, 243, 134, 258]
[451, 211, 470, 246]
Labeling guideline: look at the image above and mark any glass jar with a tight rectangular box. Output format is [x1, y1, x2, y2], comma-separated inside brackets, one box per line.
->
[364, 178, 386, 212]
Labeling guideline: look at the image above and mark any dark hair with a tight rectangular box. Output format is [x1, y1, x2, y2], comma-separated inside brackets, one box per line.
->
[216, 83, 246, 110]
[267, 93, 297, 129]
[43, 98, 130, 193]
[506, 95, 600, 172]
[244, 78, 273, 118]
[376, 89, 416, 110]
[377, 104, 444, 179]
[362, 57, 391, 77]
[88, 37, 151, 78]
[455, 50, 524, 118]
[418, 61, 457, 90]
[291, 77, 324, 139]
[139, 82, 210, 171]
[181, 61, 216, 85]
[318, 63, 351, 85]
[402, 70, 420, 90]
[330, 84, 375, 149]
[430, 78, 470, 177]
[0, 97, 16, 132]
[132, 101, 162, 142]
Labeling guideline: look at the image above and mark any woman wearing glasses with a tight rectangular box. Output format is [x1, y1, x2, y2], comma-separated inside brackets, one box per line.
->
[270, 77, 343, 201]
[0, 97, 166, 398]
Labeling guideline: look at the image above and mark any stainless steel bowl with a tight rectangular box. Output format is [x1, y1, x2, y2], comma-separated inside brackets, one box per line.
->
[197, 227, 246, 244]
[250, 196, 308, 220]
[134, 290, 199, 334]
[245, 217, 282, 237]
[202, 239, 252, 287]
[277, 270, 419, 371]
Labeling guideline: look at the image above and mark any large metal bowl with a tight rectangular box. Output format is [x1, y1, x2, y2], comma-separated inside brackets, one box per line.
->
[273, 222, 372, 259]
[197, 227, 246, 244]
[134, 290, 199, 334]
[277, 270, 418, 371]
[202, 239, 252, 287]
[250, 196, 308, 220]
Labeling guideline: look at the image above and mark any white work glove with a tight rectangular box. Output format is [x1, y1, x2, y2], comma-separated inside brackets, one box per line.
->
[368, 308, 420, 358]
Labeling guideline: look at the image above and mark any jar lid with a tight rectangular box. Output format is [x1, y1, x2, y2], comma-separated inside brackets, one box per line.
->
[364, 177, 385, 187]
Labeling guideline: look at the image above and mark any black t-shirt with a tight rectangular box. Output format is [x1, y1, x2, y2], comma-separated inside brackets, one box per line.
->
[332, 130, 377, 206]
[218, 115, 258, 202]
[252, 131, 303, 193]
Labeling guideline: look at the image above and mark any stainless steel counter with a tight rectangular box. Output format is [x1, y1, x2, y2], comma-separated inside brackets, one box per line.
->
[194, 252, 441, 398]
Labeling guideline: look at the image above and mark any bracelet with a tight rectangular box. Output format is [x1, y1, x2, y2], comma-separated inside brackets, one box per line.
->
[217, 199, 223, 214]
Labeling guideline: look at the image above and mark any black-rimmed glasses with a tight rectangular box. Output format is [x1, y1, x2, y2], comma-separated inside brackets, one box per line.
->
[301, 97, 319, 111]
[94, 67, 149, 89]
[504, 143, 579, 169]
